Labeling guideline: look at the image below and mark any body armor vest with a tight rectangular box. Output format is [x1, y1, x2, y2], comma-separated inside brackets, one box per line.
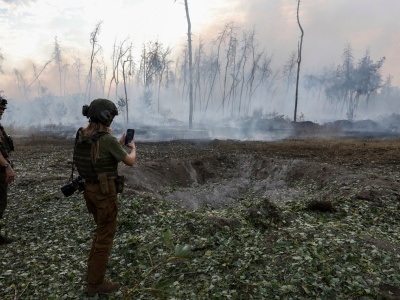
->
[0, 125, 14, 159]
[73, 130, 118, 181]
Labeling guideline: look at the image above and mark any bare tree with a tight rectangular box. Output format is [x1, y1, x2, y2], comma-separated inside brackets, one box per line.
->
[95, 57, 107, 96]
[215, 24, 246, 116]
[175, 0, 194, 128]
[32, 64, 41, 95]
[137, 40, 172, 115]
[381, 74, 393, 98]
[164, 57, 174, 89]
[220, 22, 236, 115]
[193, 37, 205, 112]
[156, 45, 172, 114]
[245, 29, 262, 115]
[86, 21, 103, 102]
[107, 38, 131, 99]
[282, 51, 297, 91]
[177, 46, 189, 111]
[13, 69, 28, 99]
[237, 30, 251, 115]
[122, 59, 131, 122]
[246, 50, 264, 115]
[53, 36, 63, 96]
[137, 41, 163, 110]
[138, 41, 162, 89]
[13, 60, 51, 99]
[226, 33, 241, 116]
[121, 48, 135, 123]
[72, 56, 85, 95]
[252, 53, 274, 103]
[184, 0, 194, 128]
[62, 63, 69, 96]
[204, 23, 229, 114]
[29, 60, 52, 97]
[293, 0, 304, 122]
[340, 43, 355, 112]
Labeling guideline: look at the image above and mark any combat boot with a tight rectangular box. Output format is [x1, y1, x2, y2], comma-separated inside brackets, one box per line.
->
[0, 234, 13, 245]
[87, 280, 120, 297]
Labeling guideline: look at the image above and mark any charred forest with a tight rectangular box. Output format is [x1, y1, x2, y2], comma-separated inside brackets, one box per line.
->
[1, 4, 400, 299]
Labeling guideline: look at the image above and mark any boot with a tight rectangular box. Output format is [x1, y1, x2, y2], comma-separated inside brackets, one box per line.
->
[87, 280, 120, 297]
[0, 234, 13, 245]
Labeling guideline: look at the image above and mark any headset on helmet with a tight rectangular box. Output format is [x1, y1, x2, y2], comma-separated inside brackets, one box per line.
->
[0, 96, 8, 109]
[82, 98, 118, 124]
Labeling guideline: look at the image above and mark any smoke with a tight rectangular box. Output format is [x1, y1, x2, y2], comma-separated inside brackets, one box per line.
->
[1, 0, 38, 5]
[2, 0, 400, 141]
[227, 0, 400, 86]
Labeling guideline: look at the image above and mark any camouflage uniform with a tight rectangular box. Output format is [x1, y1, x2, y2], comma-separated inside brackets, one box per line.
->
[75, 131, 127, 286]
[0, 125, 12, 219]
[74, 99, 128, 293]
[0, 97, 14, 244]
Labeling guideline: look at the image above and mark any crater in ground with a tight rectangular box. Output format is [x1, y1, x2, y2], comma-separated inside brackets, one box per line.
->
[120, 139, 400, 210]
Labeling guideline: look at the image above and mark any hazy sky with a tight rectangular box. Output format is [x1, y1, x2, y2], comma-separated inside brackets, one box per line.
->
[1, 0, 399, 92]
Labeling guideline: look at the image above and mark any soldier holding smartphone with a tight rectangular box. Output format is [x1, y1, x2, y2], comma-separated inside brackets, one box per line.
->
[73, 98, 136, 297]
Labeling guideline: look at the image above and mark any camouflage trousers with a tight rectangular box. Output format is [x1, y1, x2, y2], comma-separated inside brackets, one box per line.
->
[84, 179, 118, 286]
[0, 171, 8, 220]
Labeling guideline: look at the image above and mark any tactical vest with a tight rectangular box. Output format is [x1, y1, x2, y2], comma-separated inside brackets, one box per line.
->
[73, 130, 118, 181]
[0, 125, 14, 159]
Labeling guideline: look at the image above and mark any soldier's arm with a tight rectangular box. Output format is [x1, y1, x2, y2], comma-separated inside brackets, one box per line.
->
[0, 152, 15, 183]
[122, 141, 136, 166]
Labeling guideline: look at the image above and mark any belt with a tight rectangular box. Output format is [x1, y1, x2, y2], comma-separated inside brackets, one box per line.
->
[85, 179, 100, 184]
[85, 178, 116, 184]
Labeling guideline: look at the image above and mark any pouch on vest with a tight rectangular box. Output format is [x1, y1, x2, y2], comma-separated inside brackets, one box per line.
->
[98, 172, 109, 195]
[115, 175, 125, 194]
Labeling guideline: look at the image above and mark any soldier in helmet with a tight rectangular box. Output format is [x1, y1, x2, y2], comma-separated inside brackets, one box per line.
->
[0, 96, 15, 245]
[73, 98, 136, 297]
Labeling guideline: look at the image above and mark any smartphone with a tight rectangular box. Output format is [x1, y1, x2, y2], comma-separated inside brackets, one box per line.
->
[125, 129, 135, 145]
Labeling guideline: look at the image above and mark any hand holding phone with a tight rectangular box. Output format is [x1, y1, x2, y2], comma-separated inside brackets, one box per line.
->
[125, 129, 135, 145]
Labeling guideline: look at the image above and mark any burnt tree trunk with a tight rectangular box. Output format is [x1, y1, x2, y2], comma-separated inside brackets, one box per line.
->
[294, 0, 304, 122]
[184, 0, 194, 129]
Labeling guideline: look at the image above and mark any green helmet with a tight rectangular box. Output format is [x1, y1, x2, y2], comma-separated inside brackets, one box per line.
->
[82, 98, 118, 124]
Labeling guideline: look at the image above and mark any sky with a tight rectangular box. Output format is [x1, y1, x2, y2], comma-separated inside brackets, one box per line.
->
[1, 0, 399, 97]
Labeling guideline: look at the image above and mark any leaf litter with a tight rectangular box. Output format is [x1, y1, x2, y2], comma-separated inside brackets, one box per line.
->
[1, 136, 400, 299]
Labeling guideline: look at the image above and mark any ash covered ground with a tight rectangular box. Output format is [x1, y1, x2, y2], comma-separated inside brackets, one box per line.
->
[2, 121, 400, 298]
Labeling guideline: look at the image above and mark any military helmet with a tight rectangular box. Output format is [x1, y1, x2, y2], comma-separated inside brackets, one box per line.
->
[82, 98, 118, 124]
[0, 96, 7, 109]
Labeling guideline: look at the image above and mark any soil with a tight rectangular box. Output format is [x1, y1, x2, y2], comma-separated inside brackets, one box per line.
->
[119, 137, 400, 209]
[122, 137, 400, 298]
[11, 134, 400, 298]
[14, 134, 400, 215]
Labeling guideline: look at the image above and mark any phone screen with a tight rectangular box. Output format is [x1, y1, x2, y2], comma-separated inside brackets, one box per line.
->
[125, 129, 135, 145]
